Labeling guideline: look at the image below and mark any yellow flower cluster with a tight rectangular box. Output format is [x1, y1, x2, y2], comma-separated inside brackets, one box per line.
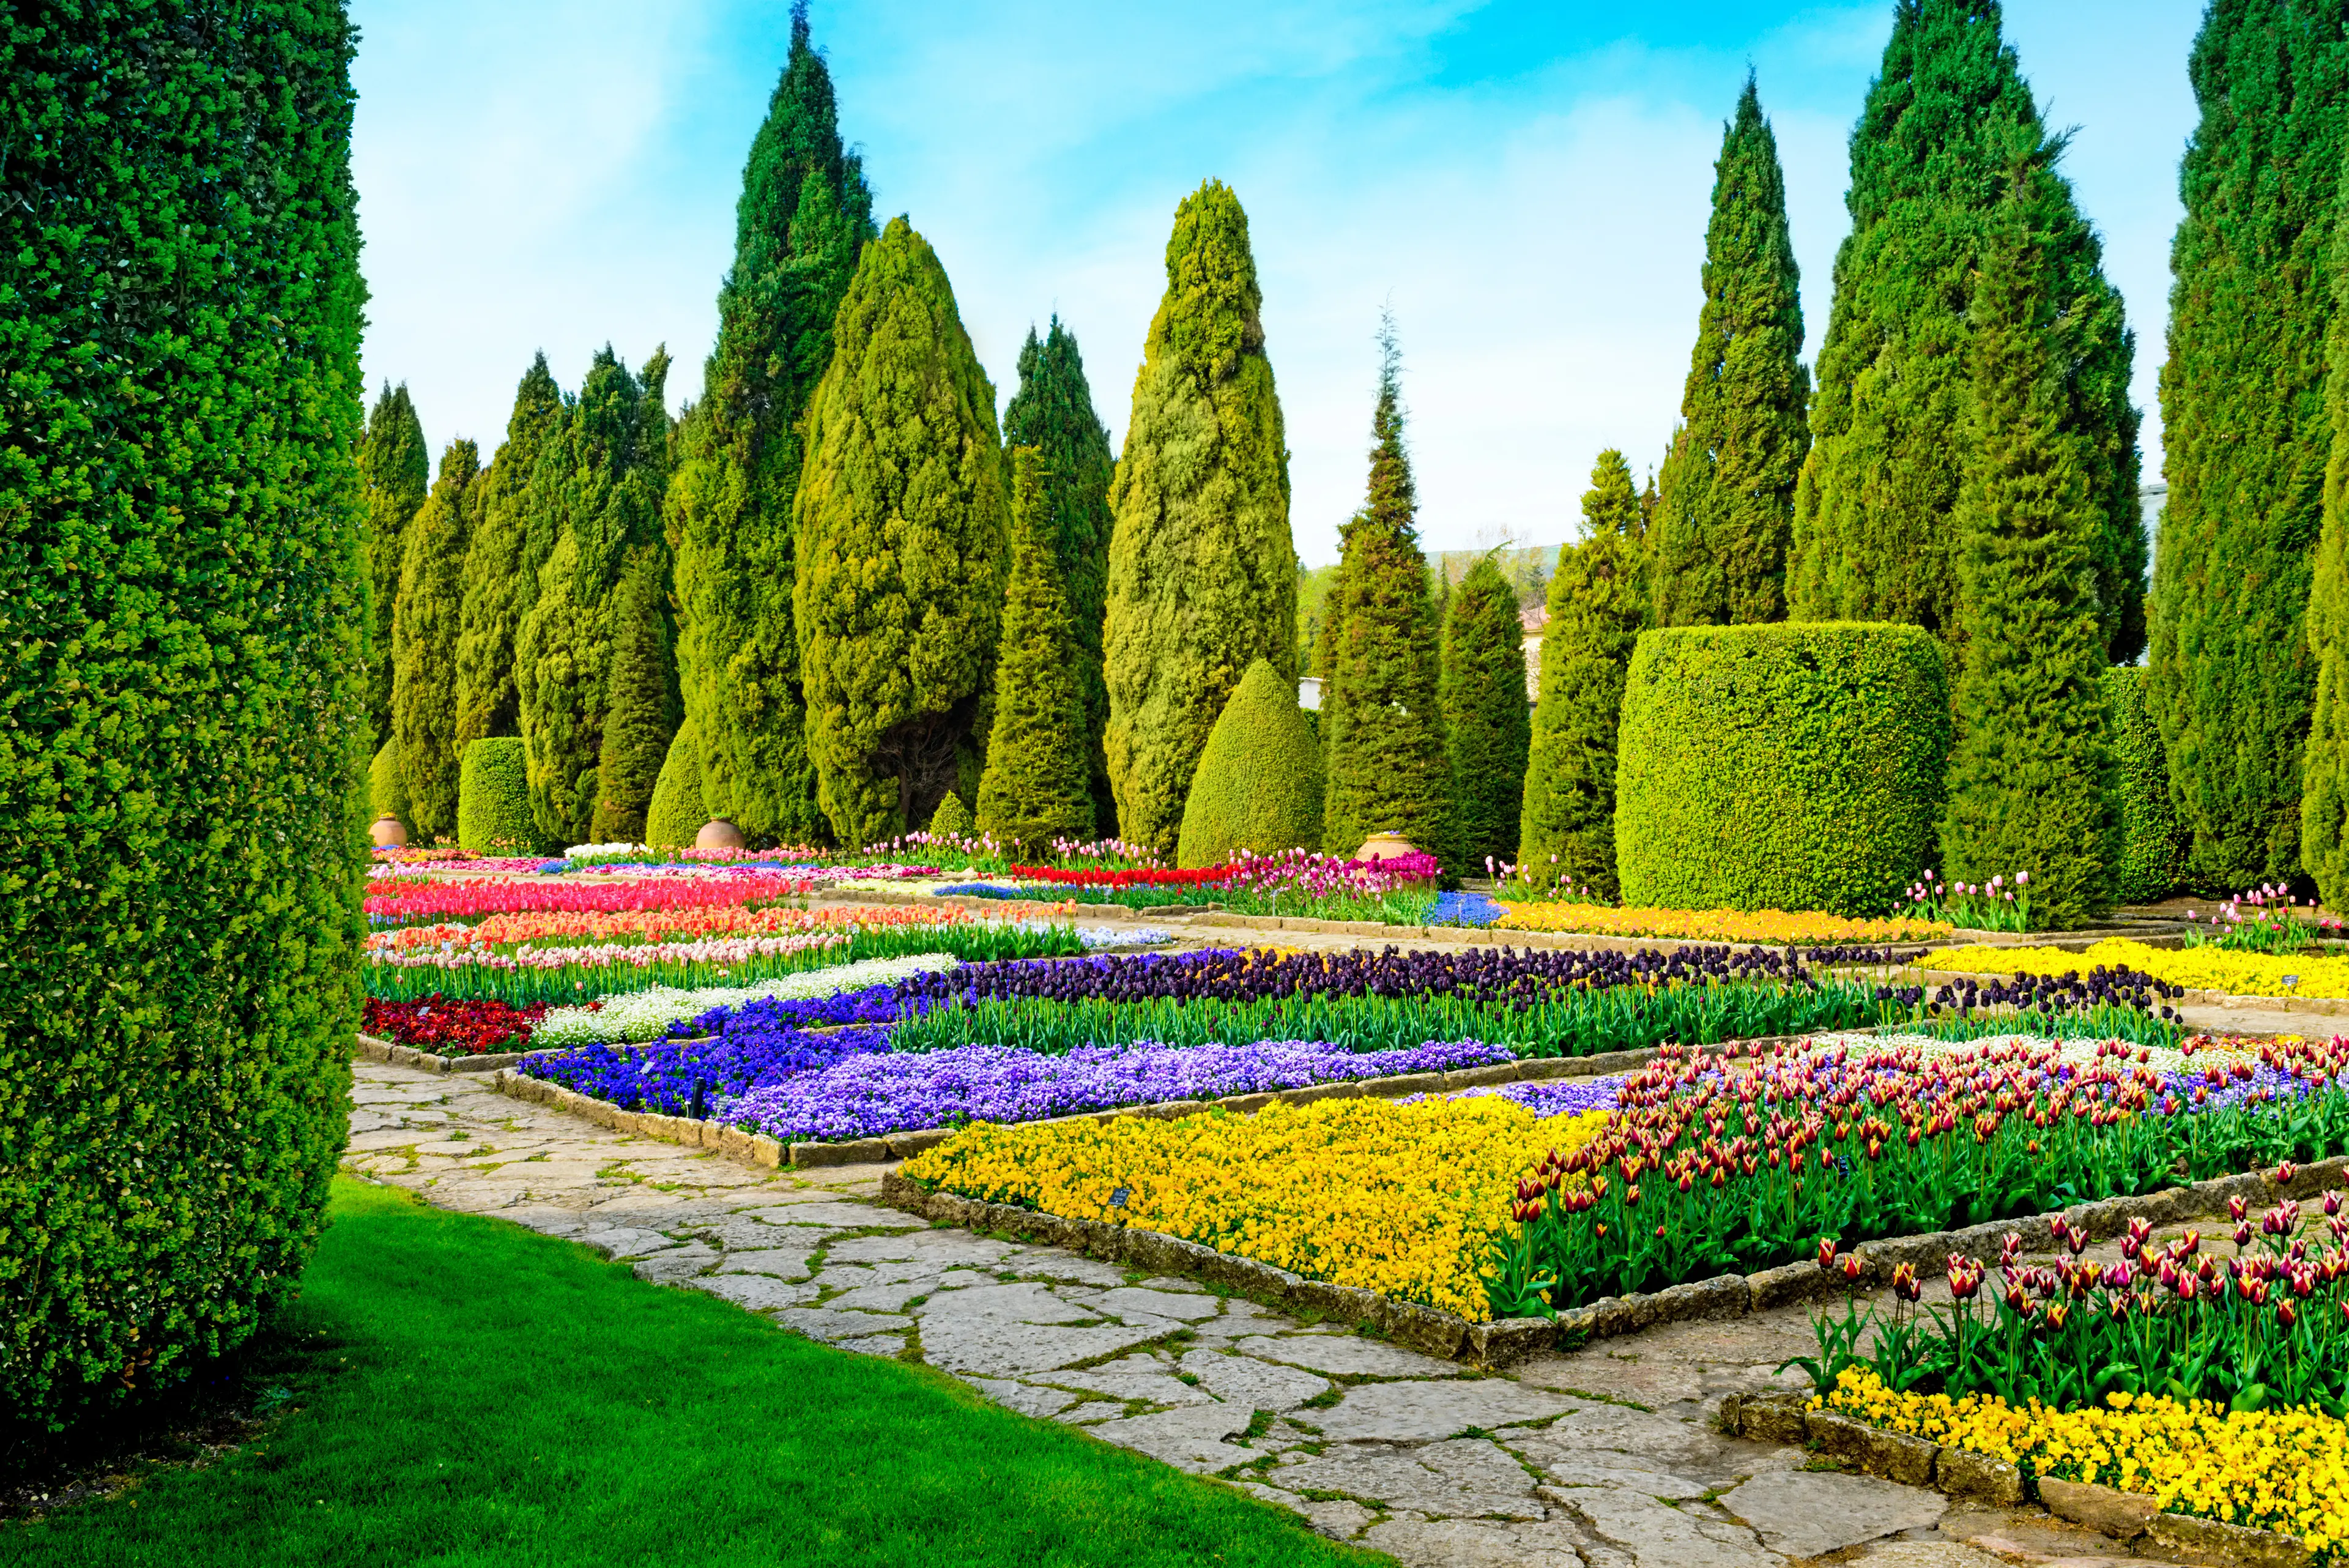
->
[900, 1096, 1609, 1321]
[1923, 937, 2349, 999]
[1495, 902, 1952, 944]
[1821, 1369, 2349, 1553]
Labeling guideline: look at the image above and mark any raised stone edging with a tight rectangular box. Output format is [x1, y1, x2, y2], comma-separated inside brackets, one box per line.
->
[355, 1031, 526, 1075]
[1728, 1390, 2314, 1567]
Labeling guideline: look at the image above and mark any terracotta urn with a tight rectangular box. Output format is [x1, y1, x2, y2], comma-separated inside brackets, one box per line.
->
[1354, 831, 1422, 865]
[370, 815, 408, 849]
[696, 819, 747, 851]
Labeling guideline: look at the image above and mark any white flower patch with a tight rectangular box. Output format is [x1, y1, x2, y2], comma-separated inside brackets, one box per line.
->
[530, 952, 962, 1046]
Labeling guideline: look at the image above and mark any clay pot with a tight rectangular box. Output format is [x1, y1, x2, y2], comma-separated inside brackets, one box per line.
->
[370, 816, 408, 849]
[1354, 831, 1422, 864]
[696, 819, 746, 851]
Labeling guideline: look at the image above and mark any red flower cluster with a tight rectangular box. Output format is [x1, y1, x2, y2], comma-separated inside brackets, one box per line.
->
[1008, 864, 1232, 888]
[362, 995, 566, 1055]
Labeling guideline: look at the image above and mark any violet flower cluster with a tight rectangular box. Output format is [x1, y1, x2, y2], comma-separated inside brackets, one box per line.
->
[664, 983, 924, 1039]
[521, 1025, 891, 1120]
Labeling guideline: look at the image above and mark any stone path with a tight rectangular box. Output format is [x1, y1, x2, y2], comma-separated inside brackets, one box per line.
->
[344, 1058, 2193, 1567]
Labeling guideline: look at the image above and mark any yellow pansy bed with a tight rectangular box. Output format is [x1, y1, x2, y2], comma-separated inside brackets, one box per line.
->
[899, 1096, 1609, 1321]
[1494, 902, 1952, 945]
[1923, 937, 2349, 999]
[1820, 1369, 2348, 1557]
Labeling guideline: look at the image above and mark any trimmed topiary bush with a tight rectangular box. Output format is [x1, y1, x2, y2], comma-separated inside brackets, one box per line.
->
[2107, 666, 2186, 905]
[1615, 623, 1950, 915]
[1176, 660, 1324, 869]
[927, 791, 973, 838]
[645, 721, 708, 849]
[459, 738, 540, 855]
[369, 737, 410, 832]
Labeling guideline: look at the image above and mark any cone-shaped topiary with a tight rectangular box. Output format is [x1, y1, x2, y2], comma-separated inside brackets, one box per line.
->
[1938, 184, 2117, 929]
[362, 381, 428, 745]
[1320, 318, 1449, 862]
[976, 448, 1096, 853]
[669, 2, 874, 848]
[644, 720, 708, 849]
[457, 737, 540, 854]
[1441, 555, 1532, 871]
[391, 440, 480, 841]
[2, 0, 367, 1423]
[1651, 75, 1809, 628]
[1004, 318, 1118, 830]
[1177, 659, 1324, 869]
[794, 218, 1008, 848]
[454, 354, 566, 749]
[1517, 452, 1649, 899]
[2107, 666, 2185, 905]
[928, 790, 972, 838]
[591, 545, 681, 842]
[1105, 180, 1297, 857]
[370, 737, 410, 832]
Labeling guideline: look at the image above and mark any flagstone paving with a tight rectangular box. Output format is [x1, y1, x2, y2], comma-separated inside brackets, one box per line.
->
[344, 1058, 2192, 1567]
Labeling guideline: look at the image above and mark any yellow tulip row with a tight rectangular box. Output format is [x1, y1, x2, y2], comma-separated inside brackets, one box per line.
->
[1494, 902, 1953, 944]
[1924, 937, 2349, 998]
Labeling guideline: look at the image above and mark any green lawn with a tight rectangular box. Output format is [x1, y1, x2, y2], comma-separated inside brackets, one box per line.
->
[4, 1179, 1379, 1567]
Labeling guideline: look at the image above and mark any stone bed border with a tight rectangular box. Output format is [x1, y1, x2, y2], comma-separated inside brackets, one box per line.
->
[880, 1153, 2349, 1377]
[1726, 1390, 2316, 1568]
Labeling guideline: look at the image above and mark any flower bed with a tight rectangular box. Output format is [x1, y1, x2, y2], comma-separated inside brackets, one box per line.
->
[363, 901, 967, 951]
[1819, 1369, 2347, 1558]
[900, 1096, 1611, 1320]
[1926, 938, 2349, 1000]
[524, 954, 963, 1046]
[362, 995, 554, 1054]
[1494, 902, 1953, 945]
[365, 870, 814, 927]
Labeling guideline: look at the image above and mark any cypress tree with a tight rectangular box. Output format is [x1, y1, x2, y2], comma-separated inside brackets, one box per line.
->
[454, 354, 565, 748]
[592, 546, 681, 842]
[975, 448, 1096, 851]
[1441, 554, 1532, 871]
[1939, 186, 2115, 927]
[2301, 149, 2349, 909]
[516, 346, 674, 846]
[1789, 0, 2143, 666]
[1103, 180, 1297, 857]
[668, 2, 875, 847]
[1003, 318, 1118, 830]
[1651, 75, 1810, 627]
[391, 440, 481, 840]
[1518, 452, 1649, 899]
[1320, 321, 1449, 860]
[2159, 0, 2349, 891]
[794, 218, 1008, 847]
[361, 381, 428, 745]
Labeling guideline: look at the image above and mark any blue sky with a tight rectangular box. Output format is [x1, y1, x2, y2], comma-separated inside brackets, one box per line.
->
[351, 0, 2205, 565]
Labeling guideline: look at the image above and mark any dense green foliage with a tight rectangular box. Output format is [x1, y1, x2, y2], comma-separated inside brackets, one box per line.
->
[456, 738, 538, 854]
[1650, 76, 1809, 628]
[1939, 197, 2116, 928]
[927, 790, 972, 838]
[390, 441, 480, 841]
[1789, 0, 2143, 666]
[1104, 181, 1297, 856]
[976, 448, 1095, 851]
[515, 346, 673, 847]
[453, 354, 564, 749]
[1440, 555, 1531, 871]
[368, 738, 409, 833]
[669, 6, 874, 849]
[2305, 145, 2349, 910]
[1003, 318, 1118, 829]
[1616, 624, 1951, 915]
[0, 1, 366, 1424]
[644, 721, 708, 849]
[794, 218, 1007, 847]
[590, 547, 681, 842]
[1176, 660, 1324, 868]
[1518, 453, 1649, 898]
[1319, 325, 1449, 861]
[360, 382, 428, 746]
[2106, 667, 2185, 905]
[2157, 0, 2349, 891]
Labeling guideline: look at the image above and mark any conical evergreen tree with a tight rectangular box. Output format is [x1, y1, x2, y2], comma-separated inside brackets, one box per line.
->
[1003, 318, 1118, 831]
[667, 2, 875, 848]
[976, 448, 1096, 852]
[454, 353, 565, 748]
[592, 544, 681, 842]
[1788, 0, 2142, 666]
[361, 381, 427, 745]
[390, 440, 480, 840]
[2159, 0, 2349, 891]
[1104, 180, 1297, 856]
[1321, 321, 1449, 860]
[1940, 182, 2116, 928]
[2300, 150, 2349, 909]
[1441, 554, 1532, 871]
[794, 218, 1008, 847]
[1518, 451, 1649, 899]
[515, 345, 674, 845]
[1652, 75, 1809, 628]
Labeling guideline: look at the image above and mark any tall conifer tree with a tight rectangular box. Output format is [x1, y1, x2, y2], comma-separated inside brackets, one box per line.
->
[454, 354, 565, 748]
[1104, 180, 1297, 856]
[1320, 321, 1448, 860]
[391, 440, 480, 839]
[1003, 318, 1118, 831]
[976, 448, 1096, 850]
[2299, 151, 2349, 910]
[361, 381, 427, 745]
[2158, 0, 2349, 890]
[1652, 76, 1809, 627]
[1788, 0, 2142, 664]
[794, 218, 1008, 847]
[1441, 554, 1532, 870]
[1940, 183, 2116, 927]
[667, 2, 875, 847]
[1518, 452, 1649, 899]
[592, 546, 682, 842]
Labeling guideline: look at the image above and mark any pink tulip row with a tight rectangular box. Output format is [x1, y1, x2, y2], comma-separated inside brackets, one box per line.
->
[364, 872, 814, 924]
